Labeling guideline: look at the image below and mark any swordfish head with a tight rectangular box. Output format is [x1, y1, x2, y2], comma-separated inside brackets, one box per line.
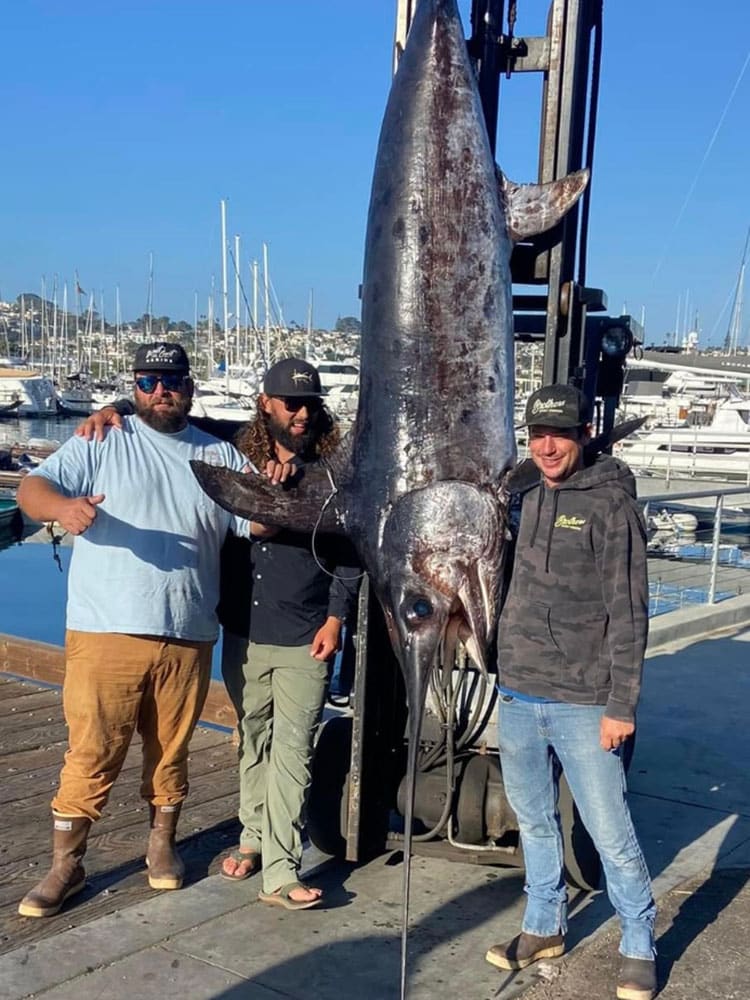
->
[374, 482, 508, 687]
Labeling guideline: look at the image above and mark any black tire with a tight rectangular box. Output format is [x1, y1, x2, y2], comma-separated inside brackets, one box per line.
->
[306, 716, 353, 859]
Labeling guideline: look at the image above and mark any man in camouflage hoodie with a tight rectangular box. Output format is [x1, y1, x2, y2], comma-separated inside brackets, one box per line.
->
[485, 385, 657, 1000]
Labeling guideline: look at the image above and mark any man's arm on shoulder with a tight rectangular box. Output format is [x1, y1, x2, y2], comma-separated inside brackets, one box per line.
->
[75, 399, 133, 441]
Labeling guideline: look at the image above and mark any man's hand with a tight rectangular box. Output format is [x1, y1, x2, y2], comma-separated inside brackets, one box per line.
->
[263, 459, 297, 485]
[600, 715, 635, 752]
[75, 407, 123, 442]
[56, 495, 106, 535]
[309, 617, 342, 661]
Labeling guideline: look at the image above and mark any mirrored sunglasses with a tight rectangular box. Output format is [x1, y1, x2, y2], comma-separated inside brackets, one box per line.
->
[135, 373, 188, 394]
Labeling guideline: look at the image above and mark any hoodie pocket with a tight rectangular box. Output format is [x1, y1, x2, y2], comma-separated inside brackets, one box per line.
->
[548, 601, 609, 689]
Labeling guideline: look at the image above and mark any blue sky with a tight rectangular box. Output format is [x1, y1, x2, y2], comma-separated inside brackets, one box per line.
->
[2, 1, 749, 346]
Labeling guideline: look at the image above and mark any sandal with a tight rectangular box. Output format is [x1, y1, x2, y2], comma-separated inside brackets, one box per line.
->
[220, 848, 261, 881]
[258, 881, 323, 910]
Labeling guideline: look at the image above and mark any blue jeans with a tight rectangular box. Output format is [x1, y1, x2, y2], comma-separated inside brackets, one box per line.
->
[498, 697, 656, 960]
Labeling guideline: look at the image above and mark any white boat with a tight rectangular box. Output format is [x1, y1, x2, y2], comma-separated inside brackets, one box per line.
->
[325, 383, 359, 422]
[191, 393, 254, 422]
[0, 367, 57, 417]
[315, 360, 359, 392]
[647, 509, 699, 534]
[617, 395, 750, 481]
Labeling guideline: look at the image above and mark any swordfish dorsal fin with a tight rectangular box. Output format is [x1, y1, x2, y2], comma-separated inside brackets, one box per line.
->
[189, 460, 348, 535]
[499, 168, 589, 243]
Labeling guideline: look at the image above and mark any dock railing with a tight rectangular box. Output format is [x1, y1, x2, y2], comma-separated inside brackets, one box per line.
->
[641, 485, 750, 613]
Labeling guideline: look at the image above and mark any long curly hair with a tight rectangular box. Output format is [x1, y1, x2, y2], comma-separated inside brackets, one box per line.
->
[234, 396, 341, 468]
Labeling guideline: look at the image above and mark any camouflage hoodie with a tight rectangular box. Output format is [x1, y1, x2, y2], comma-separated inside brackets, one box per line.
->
[498, 455, 648, 722]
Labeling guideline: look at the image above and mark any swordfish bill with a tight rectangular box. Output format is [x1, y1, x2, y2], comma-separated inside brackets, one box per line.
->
[190, 1, 586, 994]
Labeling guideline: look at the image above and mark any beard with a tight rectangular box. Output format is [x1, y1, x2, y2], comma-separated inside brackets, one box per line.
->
[267, 412, 319, 457]
[135, 394, 192, 433]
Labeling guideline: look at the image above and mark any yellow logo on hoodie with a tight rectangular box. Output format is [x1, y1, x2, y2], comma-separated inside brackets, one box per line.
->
[554, 514, 586, 531]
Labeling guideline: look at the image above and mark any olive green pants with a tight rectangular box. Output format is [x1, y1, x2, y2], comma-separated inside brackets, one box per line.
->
[221, 634, 328, 893]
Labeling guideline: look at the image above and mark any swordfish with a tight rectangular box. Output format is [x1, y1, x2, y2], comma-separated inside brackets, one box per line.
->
[192, 0, 586, 992]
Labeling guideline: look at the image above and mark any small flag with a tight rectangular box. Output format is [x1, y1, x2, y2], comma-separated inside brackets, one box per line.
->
[76, 282, 86, 296]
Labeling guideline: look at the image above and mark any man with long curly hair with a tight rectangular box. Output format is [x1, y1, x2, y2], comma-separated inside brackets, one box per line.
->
[217, 358, 359, 909]
[76, 356, 359, 911]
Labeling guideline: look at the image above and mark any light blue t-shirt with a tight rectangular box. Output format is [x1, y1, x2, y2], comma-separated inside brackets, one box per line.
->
[29, 415, 249, 641]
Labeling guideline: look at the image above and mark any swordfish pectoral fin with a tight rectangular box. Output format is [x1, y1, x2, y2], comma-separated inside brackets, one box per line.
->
[499, 167, 589, 243]
[189, 460, 347, 535]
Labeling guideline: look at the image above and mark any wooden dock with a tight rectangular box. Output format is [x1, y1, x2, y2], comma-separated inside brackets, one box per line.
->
[0, 669, 242, 958]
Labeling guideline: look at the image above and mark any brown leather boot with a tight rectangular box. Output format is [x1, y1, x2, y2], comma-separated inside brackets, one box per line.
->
[146, 803, 185, 890]
[485, 931, 565, 970]
[18, 814, 91, 918]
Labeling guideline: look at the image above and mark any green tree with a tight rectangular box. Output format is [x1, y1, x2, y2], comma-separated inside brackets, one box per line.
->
[334, 315, 361, 335]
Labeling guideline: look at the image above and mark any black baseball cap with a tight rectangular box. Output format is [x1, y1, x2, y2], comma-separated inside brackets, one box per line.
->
[263, 357, 325, 397]
[525, 384, 589, 428]
[133, 342, 190, 374]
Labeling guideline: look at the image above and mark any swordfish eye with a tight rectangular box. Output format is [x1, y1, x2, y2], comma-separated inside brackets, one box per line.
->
[405, 597, 434, 624]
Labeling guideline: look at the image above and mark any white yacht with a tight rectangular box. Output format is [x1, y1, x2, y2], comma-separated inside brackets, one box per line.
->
[315, 360, 359, 391]
[616, 395, 750, 481]
[0, 366, 57, 417]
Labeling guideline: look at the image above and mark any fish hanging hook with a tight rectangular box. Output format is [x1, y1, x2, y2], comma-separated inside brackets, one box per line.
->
[310, 460, 365, 584]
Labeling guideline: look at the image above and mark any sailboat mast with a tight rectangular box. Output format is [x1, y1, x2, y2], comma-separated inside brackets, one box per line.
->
[263, 242, 271, 363]
[234, 232, 241, 381]
[220, 200, 229, 388]
[724, 227, 750, 354]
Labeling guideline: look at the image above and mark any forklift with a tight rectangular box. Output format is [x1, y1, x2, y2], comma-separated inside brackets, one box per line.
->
[307, 0, 641, 892]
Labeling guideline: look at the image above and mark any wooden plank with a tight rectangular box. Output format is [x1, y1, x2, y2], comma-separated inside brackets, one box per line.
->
[0, 804, 242, 956]
[0, 670, 245, 955]
[0, 681, 242, 954]
[4, 737, 239, 826]
[0, 740, 70, 776]
[0, 720, 70, 754]
[0, 689, 63, 717]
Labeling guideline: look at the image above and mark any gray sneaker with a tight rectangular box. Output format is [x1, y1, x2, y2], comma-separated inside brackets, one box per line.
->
[617, 957, 657, 1000]
[485, 931, 565, 970]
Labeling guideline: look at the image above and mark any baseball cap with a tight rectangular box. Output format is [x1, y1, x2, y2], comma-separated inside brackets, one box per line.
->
[524, 384, 589, 428]
[133, 342, 190, 374]
[263, 357, 325, 397]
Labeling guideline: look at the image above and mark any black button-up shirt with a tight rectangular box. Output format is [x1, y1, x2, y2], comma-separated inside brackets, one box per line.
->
[218, 529, 360, 646]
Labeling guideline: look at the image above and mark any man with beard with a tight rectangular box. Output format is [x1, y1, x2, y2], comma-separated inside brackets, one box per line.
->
[216, 357, 359, 909]
[75, 356, 359, 910]
[16, 343, 251, 919]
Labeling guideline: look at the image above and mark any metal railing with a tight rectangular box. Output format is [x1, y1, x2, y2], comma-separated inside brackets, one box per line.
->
[642, 486, 750, 611]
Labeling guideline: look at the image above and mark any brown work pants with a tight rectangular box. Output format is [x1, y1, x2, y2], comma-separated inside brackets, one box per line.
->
[52, 630, 213, 820]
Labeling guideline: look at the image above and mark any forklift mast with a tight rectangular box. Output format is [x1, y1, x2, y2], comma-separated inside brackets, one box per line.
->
[395, 0, 639, 431]
[306, 2, 634, 884]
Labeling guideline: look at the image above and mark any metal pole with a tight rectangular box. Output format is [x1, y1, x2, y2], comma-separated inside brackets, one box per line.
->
[707, 494, 724, 605]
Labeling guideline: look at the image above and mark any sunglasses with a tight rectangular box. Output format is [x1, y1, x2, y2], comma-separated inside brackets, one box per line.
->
[277, 395, 321, 412]
[135, 373, 189, 394]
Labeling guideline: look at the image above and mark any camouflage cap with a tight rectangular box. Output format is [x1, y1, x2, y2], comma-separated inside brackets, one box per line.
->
[525, 384, 589, 428]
